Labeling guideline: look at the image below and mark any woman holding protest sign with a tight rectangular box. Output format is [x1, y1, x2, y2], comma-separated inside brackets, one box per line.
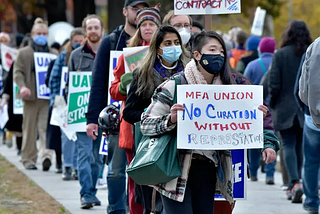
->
[13, 18, 58, 171]
[49, 27, 85, 179]
[139, 31, 279, 214]
[122, 25, 189, 214]
[110, 5, 162, 213]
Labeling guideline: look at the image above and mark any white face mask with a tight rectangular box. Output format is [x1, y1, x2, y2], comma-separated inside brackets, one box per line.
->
[178, 27, 191, 45]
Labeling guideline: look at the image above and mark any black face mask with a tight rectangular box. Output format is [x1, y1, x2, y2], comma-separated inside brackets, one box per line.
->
[199, 53, 225, 74]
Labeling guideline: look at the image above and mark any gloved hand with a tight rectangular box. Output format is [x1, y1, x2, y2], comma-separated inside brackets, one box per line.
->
[119, 73, 133, 95]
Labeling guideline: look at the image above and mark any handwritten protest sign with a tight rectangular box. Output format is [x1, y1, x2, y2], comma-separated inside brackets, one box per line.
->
[34, 52, 57, 99]
[13, 81, 23, 114]
[215, 149, 247, 199]
[251, 7, 266, 36]
[60, 66, 68, 96]
[108, 51, 123, 106]
[174, 0, 241, 15]
[1, 44, 18, 71]
[177, 85, 263, 150]
[67, 71, 91, 132]
[123, 46, 149, 74]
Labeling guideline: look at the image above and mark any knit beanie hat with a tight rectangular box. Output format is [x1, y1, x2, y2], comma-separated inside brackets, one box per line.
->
[259, 37, 276, 53]
[246, 35, 261, 51]
[136, 5, 161, 29]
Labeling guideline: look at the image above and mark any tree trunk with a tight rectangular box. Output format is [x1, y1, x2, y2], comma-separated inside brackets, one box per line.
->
[73, 0, 95, 27]
[108, 0, 125, 34]
[262, 14, 274, 38]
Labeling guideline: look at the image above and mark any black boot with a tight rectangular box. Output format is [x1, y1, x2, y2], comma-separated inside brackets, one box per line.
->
[72, 169, 78, 180]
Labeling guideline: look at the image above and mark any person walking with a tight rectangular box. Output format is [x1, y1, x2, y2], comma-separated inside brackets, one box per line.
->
[13, 18, 57, 170]
[140, 30, 278, 214]
[49, 27, 85, 180]
[66, 15, 104, 209]
[268, 20, 312, 203]
[244, 37, 278, 184]
[110, 5, 160, 214]
[86, 0, 149, 213]
[298, 37, 320, 214]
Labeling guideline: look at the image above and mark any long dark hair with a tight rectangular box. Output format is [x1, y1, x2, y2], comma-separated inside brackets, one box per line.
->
[135, 25, 189, 98]
[280, 20, 312, 56]
[192, 30, 235, 85]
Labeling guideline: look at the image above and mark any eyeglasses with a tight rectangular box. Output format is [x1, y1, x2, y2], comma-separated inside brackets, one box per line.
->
[173, 23, 191, 29]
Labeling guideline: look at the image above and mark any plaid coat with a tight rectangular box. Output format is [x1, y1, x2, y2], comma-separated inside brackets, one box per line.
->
[140, 73, 279, 204]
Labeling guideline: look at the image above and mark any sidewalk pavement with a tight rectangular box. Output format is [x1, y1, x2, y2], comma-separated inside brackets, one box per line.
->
[0, 142, 308, 214]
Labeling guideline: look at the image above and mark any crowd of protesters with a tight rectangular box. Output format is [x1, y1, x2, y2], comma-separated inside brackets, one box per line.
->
[0, 0, 319, 213]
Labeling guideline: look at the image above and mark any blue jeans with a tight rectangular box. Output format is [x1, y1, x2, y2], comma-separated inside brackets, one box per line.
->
[76, 131, 103, 197]
[61, 131, 77, 169]
[107, 134, 127, 214]
[279, 121, 303, 189]
[249, 149, 276, 178]
[303, 118, 320, 211]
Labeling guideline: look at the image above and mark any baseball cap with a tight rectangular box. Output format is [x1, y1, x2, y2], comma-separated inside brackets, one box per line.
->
[124, 0, 149, 7]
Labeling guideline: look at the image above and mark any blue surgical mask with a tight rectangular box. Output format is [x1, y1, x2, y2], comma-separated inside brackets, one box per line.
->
[72, 43, 81, 49]
[160, 46, 182, 63]
[33, 35, 47, 46]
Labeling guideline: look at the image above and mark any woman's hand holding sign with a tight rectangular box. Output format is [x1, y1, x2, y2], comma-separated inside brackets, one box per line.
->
[170, 104, 185, 124]
[258, 105, 268, 118]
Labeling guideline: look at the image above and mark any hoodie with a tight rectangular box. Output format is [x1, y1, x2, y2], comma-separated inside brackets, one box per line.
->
[87, 25, 131, 124]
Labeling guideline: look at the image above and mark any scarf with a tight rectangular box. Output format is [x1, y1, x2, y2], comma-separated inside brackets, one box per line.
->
[154, 58, 184, 79]
[184, 59, 222, 85]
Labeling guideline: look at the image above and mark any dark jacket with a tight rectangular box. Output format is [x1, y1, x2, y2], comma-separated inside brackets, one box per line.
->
[294, 54, 309, 115]
[268, 45, 305, 131]
[45, 59, 56, 87]
[87, 25, 130, 124]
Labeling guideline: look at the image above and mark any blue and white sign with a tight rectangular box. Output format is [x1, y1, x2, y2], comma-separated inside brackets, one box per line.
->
[34, 52, 57, 99]
[108, 51, 123, 107]
[215, 149, 247, 200]
[99, 136, 108, 155]
[60, 66, 68, 96]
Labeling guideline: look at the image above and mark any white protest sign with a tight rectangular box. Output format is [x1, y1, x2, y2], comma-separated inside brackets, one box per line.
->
[51, 95, 77, 141]
[123, 46, 149, 74]
[174, 0, 241, 15]
[108, 51, 123, 107]
[60, 66, 68, 96]
[99, 136, 108, 155]
[13, 81, 23, 114]
[251, 7, 266, 36]
[67, 71, 91, 132]
[177, 85, 263, 150]
[34, 52, 57, 99]
[0, 104, 9, 129]
[0, 65, 2, 93]
[1, 44, 18, 71]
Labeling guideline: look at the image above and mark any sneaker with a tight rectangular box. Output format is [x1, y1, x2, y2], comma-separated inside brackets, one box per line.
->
[62, 167, 72, 181]
[6, 138, 13, 148]
[96, 178, 108, 190]
[303, 203, 319, 214]
[291, 183, 303, 203]
[80, 195, 93, 209]
[266, 178, 275, 185]
[72, 170, 78, 180]
[91, 195, 101, 206]
[250, 176, 258, 182]
[281, 185, 288, 191]
[286, 190, 292, 200]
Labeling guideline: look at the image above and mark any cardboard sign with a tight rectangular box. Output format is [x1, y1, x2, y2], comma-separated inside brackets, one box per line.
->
[251, 7, 267, 36]
[99, 136, 108, 155]
[67, 71, 91, 132]
[123, 46, 149, 74]
[13, 81, 23, 114]
[177, 85, 263, 150]
[34, 52, 57, 99]
[1, 44, 18, 71]
[108, 51, 123, 107]
[174, 0, 241, 15]
[215, 149, 247, 199]
[60, 66, 68, 96]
